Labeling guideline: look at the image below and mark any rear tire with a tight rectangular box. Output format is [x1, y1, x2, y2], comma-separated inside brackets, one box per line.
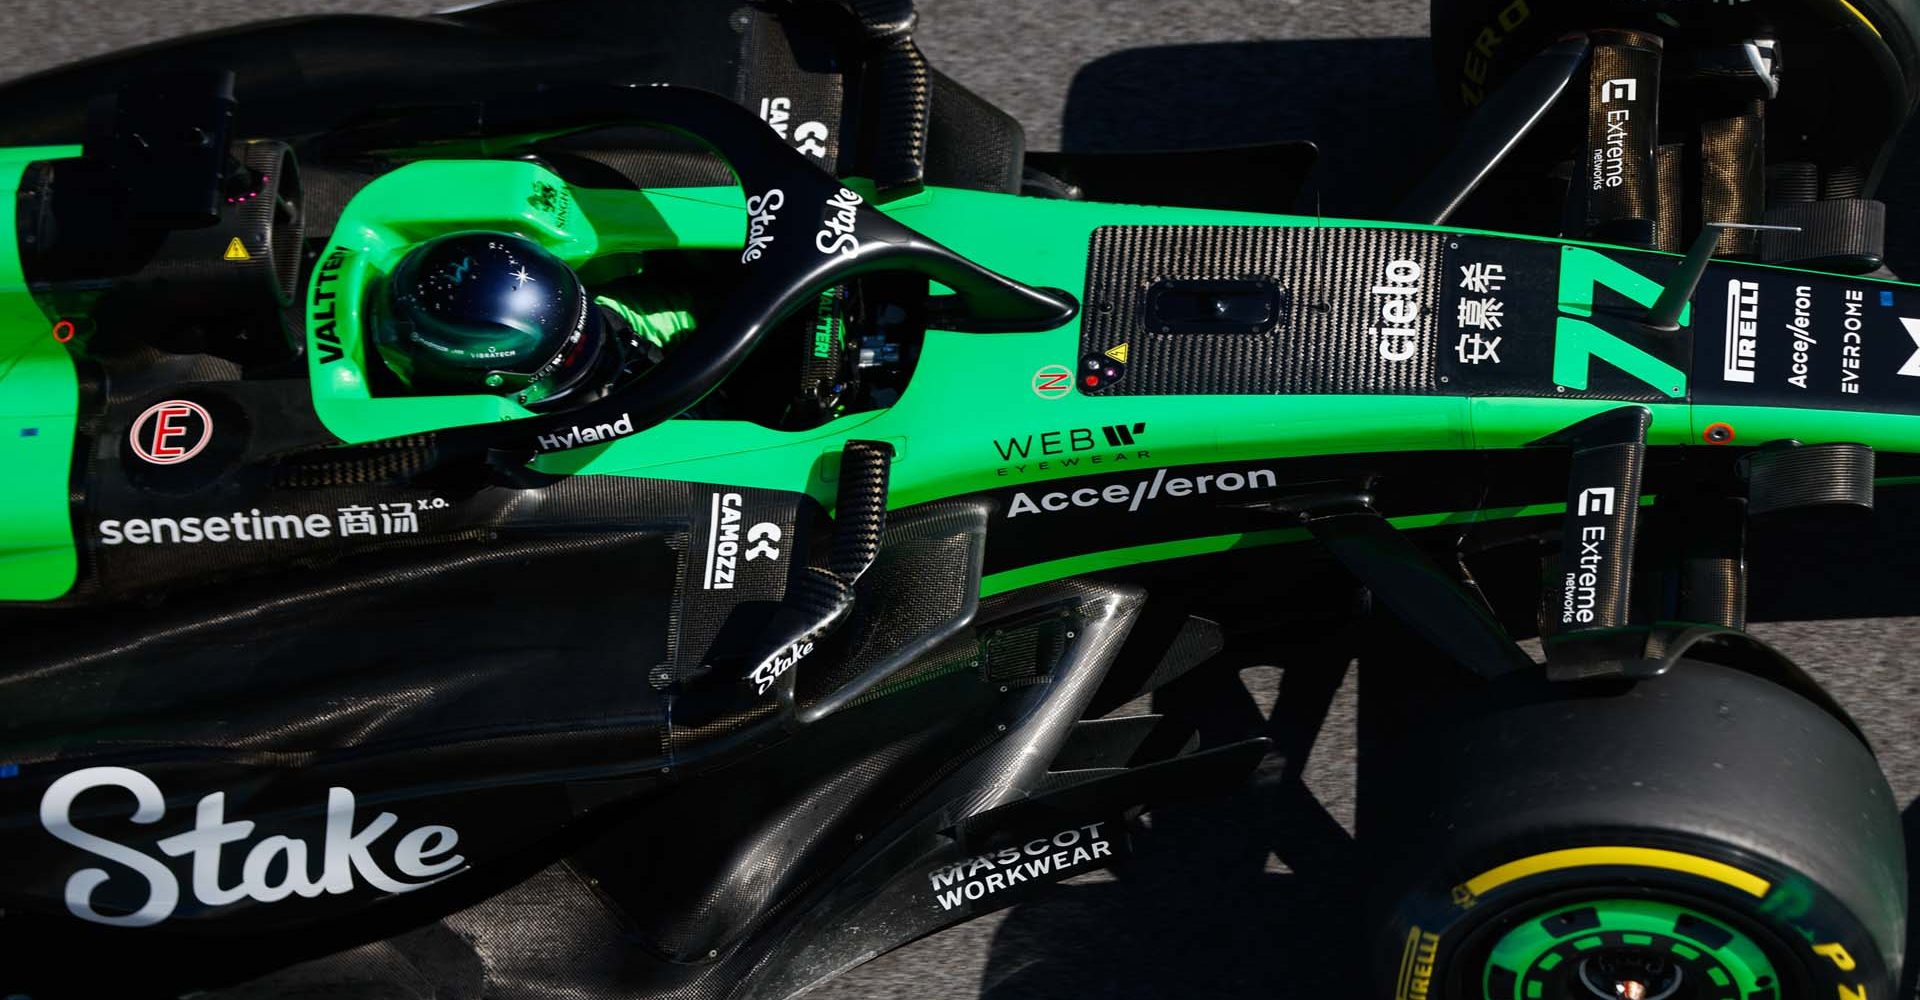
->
[1370, 659, 1906, 999]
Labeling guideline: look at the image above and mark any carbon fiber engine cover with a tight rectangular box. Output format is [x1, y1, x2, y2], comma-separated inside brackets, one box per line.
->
[1077, 225, 1446, 395]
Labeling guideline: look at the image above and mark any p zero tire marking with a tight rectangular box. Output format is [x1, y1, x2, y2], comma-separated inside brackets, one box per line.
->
[1454, 846, 1772, 907]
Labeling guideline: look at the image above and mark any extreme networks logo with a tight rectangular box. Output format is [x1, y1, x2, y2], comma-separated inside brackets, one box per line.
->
[1005, 465, 1279, 518]
[1561, 486, 1615, 626]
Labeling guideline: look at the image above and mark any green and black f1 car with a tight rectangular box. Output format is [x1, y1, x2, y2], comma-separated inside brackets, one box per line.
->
[2, 1, 1915, 997]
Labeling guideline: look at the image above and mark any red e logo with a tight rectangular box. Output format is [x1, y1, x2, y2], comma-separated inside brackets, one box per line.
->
[129, 400, 213, 465]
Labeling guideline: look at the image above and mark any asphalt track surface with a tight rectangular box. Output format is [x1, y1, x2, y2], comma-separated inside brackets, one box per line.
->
[5, 1, 1920, 997]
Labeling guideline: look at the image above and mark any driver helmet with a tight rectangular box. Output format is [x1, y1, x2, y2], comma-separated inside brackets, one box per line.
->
[373, 231, 611, 409]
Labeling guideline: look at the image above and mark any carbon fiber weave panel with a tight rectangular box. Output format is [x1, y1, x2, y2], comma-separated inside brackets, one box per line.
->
[1078, 225, 1446, 395]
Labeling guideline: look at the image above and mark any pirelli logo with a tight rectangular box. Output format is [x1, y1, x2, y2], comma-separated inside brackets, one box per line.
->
[1396, 927, 1440, 1000]
[1723, 279, 1760, 384]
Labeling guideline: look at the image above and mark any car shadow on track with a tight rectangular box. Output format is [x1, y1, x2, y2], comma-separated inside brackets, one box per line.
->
[979, 648, 1367, 998]
[1054, 38, 1447, 220]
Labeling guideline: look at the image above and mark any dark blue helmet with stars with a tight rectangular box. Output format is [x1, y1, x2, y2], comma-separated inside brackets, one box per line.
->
[373, 231, 608, 409]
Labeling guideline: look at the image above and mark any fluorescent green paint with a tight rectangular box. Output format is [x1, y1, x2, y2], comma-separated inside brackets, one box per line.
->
[1551, 317, 1688, 397]
[0, 146, 83, 600]
[15, 149, 1920, 602]
[1553, 246, 1689, 397]
[1557, 245, 1690, 322]
[1480, 898, 1776, 1000]
[307, 162, 751, 443]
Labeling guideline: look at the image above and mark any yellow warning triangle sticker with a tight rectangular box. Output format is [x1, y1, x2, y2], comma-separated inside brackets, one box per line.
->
[223, 237, 251, 261]
[1103, 343, 1129, 364]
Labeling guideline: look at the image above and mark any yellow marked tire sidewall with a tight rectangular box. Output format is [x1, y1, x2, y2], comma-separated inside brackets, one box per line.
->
[1378, 842, 1893, 1000]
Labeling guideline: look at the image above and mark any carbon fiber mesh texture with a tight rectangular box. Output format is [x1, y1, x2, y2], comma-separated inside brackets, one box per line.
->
[1683, 556, 1747, 630]
[1079, 225, 1446, 395]
[207, 918, 487, 1000]
[830, 441, 891, 581]
[298, 163, 383, 243]
[79, 466, 696, 598]
[243, 140, 305, 303]
[1770, 161, 1822, 202]
[983, 621, 1059, 683]
[1747, 443, 1877, 515]
[924, 67, 1025, 194]
[939, 582, 1144, 819]
[1702, 114, 1765, 257]
[195, 580, 1145, 1000]
[614, 719, 947, 962]
[1759, 198, 1888, 266]
[3, 528, 676, 760]
[861, 39, 931, 191]
[797, 500, 986, 706]
[442, 864, 628, 1000]
[1582, 31, 1661, 245]
[1654, 143, 1683, 253]
[272, 434, 437, 487]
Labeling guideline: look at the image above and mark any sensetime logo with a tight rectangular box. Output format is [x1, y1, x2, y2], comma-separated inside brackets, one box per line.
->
[40, 766, 466, 927]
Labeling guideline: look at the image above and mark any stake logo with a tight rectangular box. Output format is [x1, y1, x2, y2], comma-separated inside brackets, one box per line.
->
[40, 766, 465, 928]
[742, 189, 784, 263]
[128, 400, 213, 465]
[747, 639, 813, 695]
[815, 187, 863, 256]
